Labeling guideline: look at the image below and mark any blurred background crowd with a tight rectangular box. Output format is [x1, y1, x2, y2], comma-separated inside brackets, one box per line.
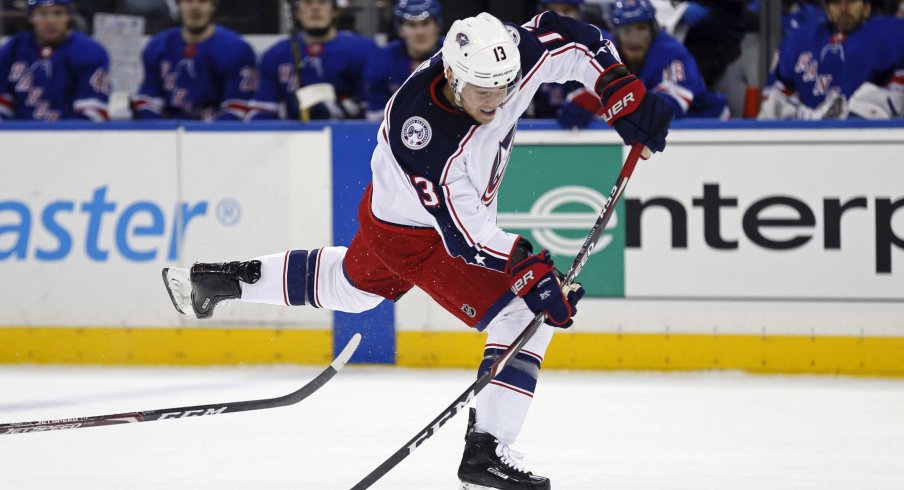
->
[0, 0, 902, 124]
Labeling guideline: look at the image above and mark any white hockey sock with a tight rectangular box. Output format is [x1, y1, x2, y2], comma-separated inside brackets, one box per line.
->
[240, 248, 383, 313]
[474, 299, 555, 445]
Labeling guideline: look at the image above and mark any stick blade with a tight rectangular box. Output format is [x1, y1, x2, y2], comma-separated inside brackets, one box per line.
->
[332, 333, 362, 370]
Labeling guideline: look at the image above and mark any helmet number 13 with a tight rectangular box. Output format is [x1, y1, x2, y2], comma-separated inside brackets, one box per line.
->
[494, 46, 507, 62]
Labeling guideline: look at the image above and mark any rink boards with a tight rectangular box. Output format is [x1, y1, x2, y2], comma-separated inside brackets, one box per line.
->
[1, 121, 902, 375]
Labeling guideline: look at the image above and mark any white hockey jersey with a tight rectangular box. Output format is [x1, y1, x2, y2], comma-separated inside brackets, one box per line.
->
[369, 11, 623, 273]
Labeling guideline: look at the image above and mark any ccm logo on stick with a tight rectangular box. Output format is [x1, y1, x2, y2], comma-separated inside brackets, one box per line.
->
[159, 407, 228, 419]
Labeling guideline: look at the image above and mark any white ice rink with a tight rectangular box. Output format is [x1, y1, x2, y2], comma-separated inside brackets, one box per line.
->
[1, 365, 903, 490]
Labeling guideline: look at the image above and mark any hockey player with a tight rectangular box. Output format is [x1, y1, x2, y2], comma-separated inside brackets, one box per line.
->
[246, 0, 376, 121]
[164, 11, 672, 489]
[0, 0, 110, 121]
[556, 0, 727, 129]
[132, 0, 257, 121]
[759, 0, 904, 119]
[364, 0, 443, 121]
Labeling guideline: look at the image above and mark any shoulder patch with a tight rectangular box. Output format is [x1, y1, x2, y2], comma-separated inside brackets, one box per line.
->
[506, 25, 521, 46]
[401, 116, 432, 150]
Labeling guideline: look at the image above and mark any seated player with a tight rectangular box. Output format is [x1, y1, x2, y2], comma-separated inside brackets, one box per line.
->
[364, 0, 443, 121]
[555, 0, 728, 129]
[246, 0, 377, 121]
[759, 0, 904, 120]
[0, 0, 110, 121]
[132, 0, 257, 121]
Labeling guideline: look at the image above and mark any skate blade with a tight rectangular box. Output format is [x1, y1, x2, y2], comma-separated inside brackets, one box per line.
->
[161, 267, 192, 315]
[460, 483, 496, 490]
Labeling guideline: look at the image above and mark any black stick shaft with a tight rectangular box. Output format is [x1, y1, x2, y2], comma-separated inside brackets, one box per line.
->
[0, 334, 361, 435]
[285, 0, 309, 122]
[350, 144, 647, 489]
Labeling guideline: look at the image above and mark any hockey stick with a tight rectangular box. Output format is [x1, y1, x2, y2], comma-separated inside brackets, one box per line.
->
[350, 144, 649, 489]
[0, 333, 361, 435]
[285, 0, 311, 122]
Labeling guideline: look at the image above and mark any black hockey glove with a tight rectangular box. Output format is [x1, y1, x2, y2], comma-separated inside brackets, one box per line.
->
[600, 74, 674, 153]
[508, 249, 585, 328]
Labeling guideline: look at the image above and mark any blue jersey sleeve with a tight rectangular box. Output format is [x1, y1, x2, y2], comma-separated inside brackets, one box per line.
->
[247, 42, 285, 121]
[135, 36, 165, 119]
[69, 38, 111, 122]
[0, 40, 14, 119]
[216, 37, 258, 121]
[364, 45, 393, 120]
[641, 34, 708, 118]
[350, 37, 378, 106]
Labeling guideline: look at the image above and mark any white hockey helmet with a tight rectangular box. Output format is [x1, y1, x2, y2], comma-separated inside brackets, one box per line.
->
[441, 12, 522, 106]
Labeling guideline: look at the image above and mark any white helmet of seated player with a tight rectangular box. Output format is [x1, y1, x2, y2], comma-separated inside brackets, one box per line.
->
[441, 12, 522, 117]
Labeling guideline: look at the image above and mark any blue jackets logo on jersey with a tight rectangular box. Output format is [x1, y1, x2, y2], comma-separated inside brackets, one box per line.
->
[401, 116, 432, 150]
[505, 25, 521, 46]
[482, 125, 516, 205]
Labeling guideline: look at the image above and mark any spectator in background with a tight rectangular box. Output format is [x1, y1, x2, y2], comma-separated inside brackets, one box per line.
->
[759, 0, 904, 119]
[897, 0, 904, 16]
[779, 0, 826, 34]
[0, 0, 110, 121]
[121, 0, 178, 34]
[438, 0, 539, 27]
[133, 0, 257, 121]
[247, 0, 376, 121]
[554, 0, 726, 129]
[364, 0, 443, 121]
[678, 0, 759, 89]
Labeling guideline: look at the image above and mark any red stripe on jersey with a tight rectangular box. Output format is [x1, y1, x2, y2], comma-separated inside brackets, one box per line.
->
[0, 95, 13, 109]
[282, 251, 290, 306]
[76, 107, 110, 122]
[523, 12, 545, 30]
[489, 380, 534, 398]
[502, 237, 521, 273]
[480, 245, 510, 259]
[486, 343, 545, 363]
[520, 51, 550, 89]
[550, 44, 606, 77]
[538, 32, 565, 44]
[430, 73, 465, 115]
[224, 101, 251, 112]
[313, 248, 324, 308]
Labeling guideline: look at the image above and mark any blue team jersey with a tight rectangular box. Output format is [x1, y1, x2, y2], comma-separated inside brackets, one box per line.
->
[771, 16, 904, 110]
[248, 32, 377, 121]
[529, 80, 583, 118]
[134, 26, 257, 121]
[0, 31, 110, 121]
[631, 31, 724, 118]
[363, 38, 440, 120]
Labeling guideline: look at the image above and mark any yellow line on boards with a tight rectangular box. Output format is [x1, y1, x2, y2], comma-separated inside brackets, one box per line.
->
[2, 328, 903, 377]
[0, 327, 333, 366]
[397, 331, 904, 377]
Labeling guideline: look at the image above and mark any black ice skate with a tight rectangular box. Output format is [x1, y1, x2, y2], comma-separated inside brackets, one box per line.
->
[162, 261, 261, 319]
[458, 409, 551, 490]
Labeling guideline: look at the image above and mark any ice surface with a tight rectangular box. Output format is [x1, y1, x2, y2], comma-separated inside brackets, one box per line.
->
[1, 365, 902, 489]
